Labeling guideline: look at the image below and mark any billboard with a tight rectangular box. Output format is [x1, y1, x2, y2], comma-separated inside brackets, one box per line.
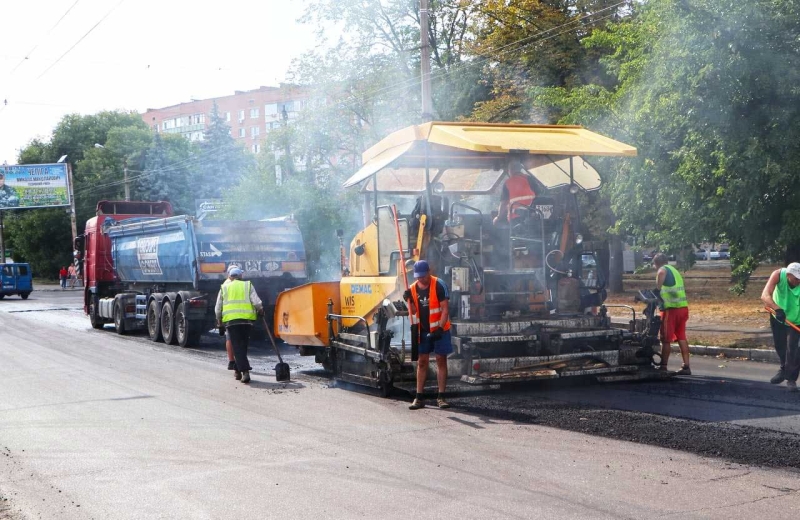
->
[0, 163, 70, 209]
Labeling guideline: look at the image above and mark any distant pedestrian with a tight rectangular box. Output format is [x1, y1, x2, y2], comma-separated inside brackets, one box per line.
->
[58, 266, 68, 290]
[653, 254, 691, 375]
[761, 262, 800, 392]
[215, 267, 263, 384]
[67, 264, 77, 288]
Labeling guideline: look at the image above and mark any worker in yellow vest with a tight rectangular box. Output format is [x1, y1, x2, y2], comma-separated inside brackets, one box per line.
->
[653, 253, 691, 375]
[221, 265, 240, 375]
[761, 262, 800, 392]
[403, 260, 453, 410]
[215, 267, 263, 384]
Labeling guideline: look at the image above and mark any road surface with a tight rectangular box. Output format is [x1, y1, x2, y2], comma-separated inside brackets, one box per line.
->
[1, 289, 799, 519]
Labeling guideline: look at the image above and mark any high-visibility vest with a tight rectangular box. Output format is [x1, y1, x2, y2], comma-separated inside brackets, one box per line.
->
[221, 280, 257, 322]
[660, 265, 688, 309]
[505, 174, 536, 220]
[410, 276, 451, 333]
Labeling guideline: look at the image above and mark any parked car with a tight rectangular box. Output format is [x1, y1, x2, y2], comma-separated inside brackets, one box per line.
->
[694, 249, 707, 260]
[709, 250, 721, 260]
[718, 248, 730, 260]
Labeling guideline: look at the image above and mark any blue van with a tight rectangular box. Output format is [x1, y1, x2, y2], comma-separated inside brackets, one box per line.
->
[1, 263, 33, 299]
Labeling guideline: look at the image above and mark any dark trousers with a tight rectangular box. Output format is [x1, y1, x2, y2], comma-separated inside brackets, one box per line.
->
[770, 316, 800, 382]
[227, 324, 253, 372]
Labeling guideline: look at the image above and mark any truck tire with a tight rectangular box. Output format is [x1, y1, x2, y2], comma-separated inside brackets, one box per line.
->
[21, 293, 30, 300]
[113, 300, 126, 335]
[89, 295, 104, 330]
[161, 300, 177, 345]
[175, 302, 200, 348]
[0, 294, 5, 300]
[147, 300, 163, 342]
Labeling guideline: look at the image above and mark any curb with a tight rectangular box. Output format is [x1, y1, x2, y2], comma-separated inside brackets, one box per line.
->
[678, 344, 779, 364]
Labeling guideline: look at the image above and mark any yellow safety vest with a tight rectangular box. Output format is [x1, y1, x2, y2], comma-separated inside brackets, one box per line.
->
[221, 280, 257, 322]
[660, 265, 688, 309]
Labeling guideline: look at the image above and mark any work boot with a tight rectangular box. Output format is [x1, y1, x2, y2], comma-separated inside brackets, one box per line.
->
[227, 361, 236, 370]
[234, 370, 242, 381]
[409, 398, 425, 410]
[676, 365, 692, 376]
[437, 396, 451, 409]
[241, 371, 251, 384]
[787, 381, 798, 393]
[770, 369, 786, 385]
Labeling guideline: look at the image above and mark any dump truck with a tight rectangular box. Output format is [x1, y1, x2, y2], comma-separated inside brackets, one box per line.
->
[77, 200, 306, 347]
[274, 122, 666, 395]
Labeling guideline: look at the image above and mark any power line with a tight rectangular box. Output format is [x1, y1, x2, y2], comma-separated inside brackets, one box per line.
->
[36, 0, 125, 81]
[10, 0, 81, 74]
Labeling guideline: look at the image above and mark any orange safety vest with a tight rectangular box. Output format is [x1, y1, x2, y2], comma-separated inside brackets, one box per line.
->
[409, 276, 451, 333]
[505, 174, 536, 220]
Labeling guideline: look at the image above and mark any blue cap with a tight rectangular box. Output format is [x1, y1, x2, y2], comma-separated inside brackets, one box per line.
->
[229, 267, 243, 277]
[413, 260, 430, 278]
[227, 264, 240, 275]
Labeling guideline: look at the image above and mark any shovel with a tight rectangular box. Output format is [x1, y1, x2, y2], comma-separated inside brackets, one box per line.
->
[765, 307, 800, 333]
[261, 315, 291, 382]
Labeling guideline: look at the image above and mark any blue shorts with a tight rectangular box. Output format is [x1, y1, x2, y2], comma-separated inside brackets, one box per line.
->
[418, 330, 453, 356]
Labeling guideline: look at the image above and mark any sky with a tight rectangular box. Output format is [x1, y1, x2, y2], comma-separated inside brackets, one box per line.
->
[0, 0, 322, 164]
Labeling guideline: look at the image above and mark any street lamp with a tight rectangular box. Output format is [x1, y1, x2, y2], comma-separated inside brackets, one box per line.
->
[93, 143, 129, 201]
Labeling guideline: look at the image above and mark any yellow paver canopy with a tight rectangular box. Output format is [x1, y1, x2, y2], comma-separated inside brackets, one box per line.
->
[343, 122, 637, 193]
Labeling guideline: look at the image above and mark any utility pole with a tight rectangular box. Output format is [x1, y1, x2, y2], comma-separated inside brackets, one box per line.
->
[123, 166, 130, 201]
[67, 163, 77, 247]
[420, 0, 433, 122]
[0, 211, 5, 265]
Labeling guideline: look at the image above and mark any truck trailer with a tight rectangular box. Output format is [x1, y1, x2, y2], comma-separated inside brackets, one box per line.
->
[78, 200, 306, 347]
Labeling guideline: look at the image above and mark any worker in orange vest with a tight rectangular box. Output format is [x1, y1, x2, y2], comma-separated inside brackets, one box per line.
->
[492, 161, 537, 225]
[403, 260, 452, 410]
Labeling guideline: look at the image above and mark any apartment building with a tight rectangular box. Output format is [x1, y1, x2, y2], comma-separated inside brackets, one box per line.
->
[140, 85, 309, 153]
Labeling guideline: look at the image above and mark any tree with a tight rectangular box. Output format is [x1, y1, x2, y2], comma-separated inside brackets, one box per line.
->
[533, 0, 800, 291]
[194, 102, 253, 199]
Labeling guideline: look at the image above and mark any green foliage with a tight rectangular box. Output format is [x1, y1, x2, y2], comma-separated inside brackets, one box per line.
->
[534, 0, 800, 290]
[3, 209, 72, 278]
[195, 102, 253, 199]
[224, 161, 360, 279]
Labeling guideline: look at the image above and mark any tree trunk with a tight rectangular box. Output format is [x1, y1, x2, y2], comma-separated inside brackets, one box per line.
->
[608, 234, 624, 294]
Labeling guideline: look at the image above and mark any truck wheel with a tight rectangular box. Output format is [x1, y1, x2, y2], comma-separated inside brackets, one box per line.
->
[147, 300, 163, 342]
[89, 296, 104, 330]
[161, 300, 177, 345]
[21, 293, 30, 300]
[0, 294, 5, 300]
[175, 302, 198, 348]
[113, 300, 126, 335]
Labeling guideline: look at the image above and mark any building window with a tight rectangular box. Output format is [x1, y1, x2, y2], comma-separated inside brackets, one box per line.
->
[265, 103, 278, 119]
[252, 144, 260, 154]
[238, 128, 245, 138]
[251, 126, 260, 138]
[250, 108, 259, 119]
[225, 112, 231, 122]
[238, 110, 245, 122]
